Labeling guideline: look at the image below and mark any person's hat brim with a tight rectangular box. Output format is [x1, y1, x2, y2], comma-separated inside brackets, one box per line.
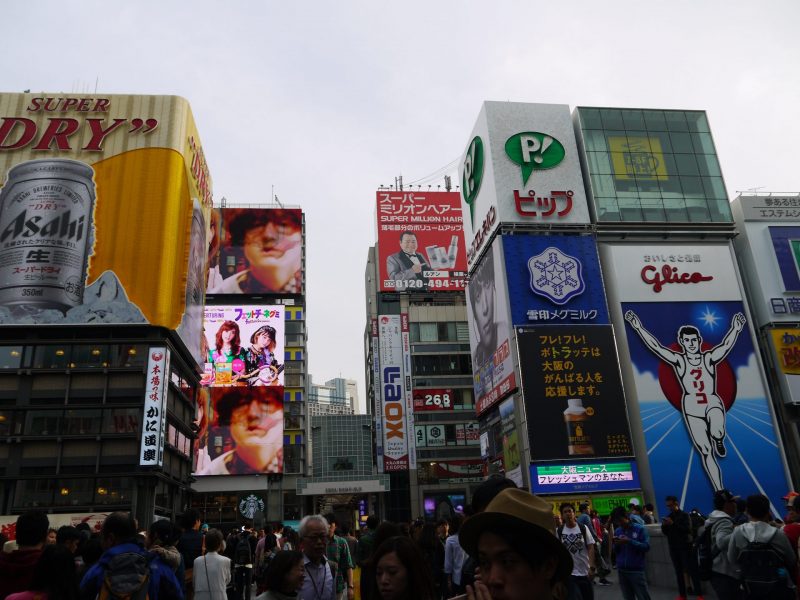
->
[459, 511, 573, 583]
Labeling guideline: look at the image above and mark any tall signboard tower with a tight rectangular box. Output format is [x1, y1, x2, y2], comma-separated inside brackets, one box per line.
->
[575, 107, 791, 514]
[458, 102, 639, 501]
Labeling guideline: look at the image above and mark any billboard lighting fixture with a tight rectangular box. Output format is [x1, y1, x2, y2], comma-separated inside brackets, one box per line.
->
[91, 349, 101, 356]
[96, 487, 107, 495]
[55, 349, 65, 356]
[128, 348, 137, 355]
[10, 350, 19, 357]
[60, 487, 70, 496]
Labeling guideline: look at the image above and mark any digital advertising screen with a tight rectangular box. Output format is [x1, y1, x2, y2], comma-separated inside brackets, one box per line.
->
[208, 207, 303, 295]
[193, 386, 284, 476]
[0, 93, 212, 365]
[202, 305, 285, 387]
[376, 190, 466, 292]
[530, 460, 641, 495]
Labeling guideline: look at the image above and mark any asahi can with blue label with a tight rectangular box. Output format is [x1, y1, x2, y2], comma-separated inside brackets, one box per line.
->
[0, 159, 96, 313]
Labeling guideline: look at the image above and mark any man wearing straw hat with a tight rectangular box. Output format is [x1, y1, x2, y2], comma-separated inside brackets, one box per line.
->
[459, 488, 576, 600]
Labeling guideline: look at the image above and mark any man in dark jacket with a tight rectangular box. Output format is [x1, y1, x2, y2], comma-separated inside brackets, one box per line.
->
[661, 495, 695, 600]
[79, 512, 183, 600]
[0, 510, 48, 600]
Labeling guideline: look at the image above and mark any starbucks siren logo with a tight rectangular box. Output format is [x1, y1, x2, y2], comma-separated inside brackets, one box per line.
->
[238, 494, 264, 520]
[528, 247, 585, 305]
[461, 136, 484, 227]
[505, 132, 565, 185]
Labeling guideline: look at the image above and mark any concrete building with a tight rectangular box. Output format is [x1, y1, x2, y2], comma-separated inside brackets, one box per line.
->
[297, 414, 387, 522]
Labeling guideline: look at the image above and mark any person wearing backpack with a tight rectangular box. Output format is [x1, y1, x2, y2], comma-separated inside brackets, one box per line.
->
[727, 494, 797, 600]
[79, 512, 183, 600]
[232, 529, 255, 600]
[699, 489, 740, 600]
[557, 503, 596, 600]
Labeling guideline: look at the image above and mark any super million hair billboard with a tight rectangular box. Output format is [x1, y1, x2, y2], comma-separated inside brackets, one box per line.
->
[0, 93, 212, 363]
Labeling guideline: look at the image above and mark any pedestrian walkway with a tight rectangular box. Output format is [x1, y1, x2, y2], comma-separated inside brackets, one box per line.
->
[594, 571, 717, 600]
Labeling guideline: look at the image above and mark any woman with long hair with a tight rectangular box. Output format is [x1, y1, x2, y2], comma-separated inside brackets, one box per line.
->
[209, 320, 244, 364]
[365, 536, 436, 600]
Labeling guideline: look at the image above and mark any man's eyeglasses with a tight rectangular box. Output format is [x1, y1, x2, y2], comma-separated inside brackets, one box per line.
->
[303, 533, 327, 542]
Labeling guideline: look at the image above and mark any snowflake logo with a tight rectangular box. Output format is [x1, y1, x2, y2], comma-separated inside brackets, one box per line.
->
[528, 247, 585, 305]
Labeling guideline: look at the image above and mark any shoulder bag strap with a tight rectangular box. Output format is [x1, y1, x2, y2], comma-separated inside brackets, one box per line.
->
[205, 554, 212, 595]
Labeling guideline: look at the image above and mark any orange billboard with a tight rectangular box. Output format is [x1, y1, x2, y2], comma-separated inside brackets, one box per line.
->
[0, 94, 212, 363]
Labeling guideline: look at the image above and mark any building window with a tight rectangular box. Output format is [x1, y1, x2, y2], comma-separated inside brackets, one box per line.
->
[54, 478, 94, 507]
[95, 477, 132, 505]
[14, 479, 55, 508]
[63, 409, 102, 435]
[102, 410, 140, 436]
[72, 345, 109, 369]
[25, 410, 62, 436]
[33, 346, 70, 369]
[0, 346, 23, 369]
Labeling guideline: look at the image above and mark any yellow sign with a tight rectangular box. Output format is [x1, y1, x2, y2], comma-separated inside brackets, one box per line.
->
[770, 328, 800, 375]
[608, 136, 667, 181]
[0, 94, 212, 363]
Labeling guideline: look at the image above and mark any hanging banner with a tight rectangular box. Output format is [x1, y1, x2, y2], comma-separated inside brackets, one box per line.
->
[378, 315, 409, 471]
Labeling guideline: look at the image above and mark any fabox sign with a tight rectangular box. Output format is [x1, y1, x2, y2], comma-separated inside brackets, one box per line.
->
[377, 314, 414, 471]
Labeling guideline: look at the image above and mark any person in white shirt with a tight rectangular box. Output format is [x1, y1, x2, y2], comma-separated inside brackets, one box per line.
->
[194, 529, 232, 600]
[444, 514, 468, 597]
[557, 503, 596, 600]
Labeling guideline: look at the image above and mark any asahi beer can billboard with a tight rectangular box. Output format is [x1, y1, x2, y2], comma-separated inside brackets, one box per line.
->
[0, 94, 213, 364]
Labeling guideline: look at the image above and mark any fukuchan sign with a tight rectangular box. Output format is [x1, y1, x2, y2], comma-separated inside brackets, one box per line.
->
[459, 102, 590, 270]
[0, 94, 212, 364]
[376, 191, 466, 292]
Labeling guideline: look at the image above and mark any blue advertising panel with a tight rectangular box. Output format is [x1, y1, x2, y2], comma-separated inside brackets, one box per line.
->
[530, 459, 640, 495]
[769, 226, 800, 292]
[502, 234, 609, 325]
[622, 299, 788, 514]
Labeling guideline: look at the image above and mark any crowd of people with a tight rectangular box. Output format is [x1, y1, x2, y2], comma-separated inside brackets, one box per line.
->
[2, 482, 800, 600]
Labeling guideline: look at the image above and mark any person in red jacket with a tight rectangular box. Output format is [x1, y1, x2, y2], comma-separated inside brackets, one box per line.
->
[0, 511, 49, 600]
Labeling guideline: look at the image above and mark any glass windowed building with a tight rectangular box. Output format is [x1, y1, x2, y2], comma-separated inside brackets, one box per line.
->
[574, 107, 732, 224]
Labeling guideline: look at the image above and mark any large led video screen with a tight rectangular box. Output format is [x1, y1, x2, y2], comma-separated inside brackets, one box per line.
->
[194, 386, 284, 476]
[202, 305, 285, 387]
[207, 208, 303, 295]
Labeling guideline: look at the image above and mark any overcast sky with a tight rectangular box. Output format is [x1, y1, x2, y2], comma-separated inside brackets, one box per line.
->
[5, 0, 798, 412]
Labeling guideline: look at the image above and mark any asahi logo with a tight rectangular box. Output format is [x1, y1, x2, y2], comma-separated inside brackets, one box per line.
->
[0, 209, 85, 243]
